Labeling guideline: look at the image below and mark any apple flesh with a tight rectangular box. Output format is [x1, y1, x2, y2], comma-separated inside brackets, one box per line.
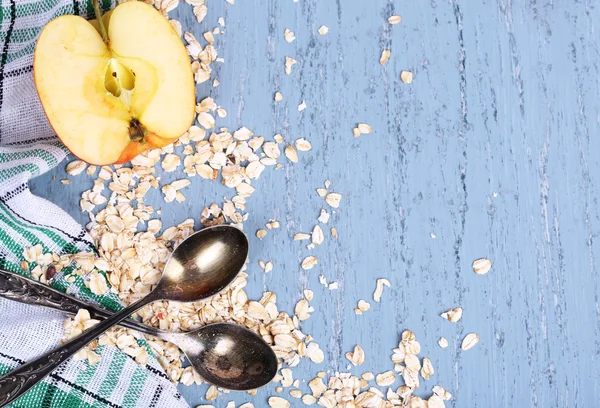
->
[33, 1, 195, 165]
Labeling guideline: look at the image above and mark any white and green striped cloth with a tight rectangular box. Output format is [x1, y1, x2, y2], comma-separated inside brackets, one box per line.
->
[0, 0, 189, 406]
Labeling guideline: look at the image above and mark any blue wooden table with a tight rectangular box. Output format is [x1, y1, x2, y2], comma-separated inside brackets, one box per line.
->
[30, 0, 600, 406]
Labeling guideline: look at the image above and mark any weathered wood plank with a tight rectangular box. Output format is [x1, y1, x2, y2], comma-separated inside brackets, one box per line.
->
[30, 0, 600, 406]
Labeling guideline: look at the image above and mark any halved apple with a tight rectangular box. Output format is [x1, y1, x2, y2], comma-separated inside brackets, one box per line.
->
[34, 1, 195, 165]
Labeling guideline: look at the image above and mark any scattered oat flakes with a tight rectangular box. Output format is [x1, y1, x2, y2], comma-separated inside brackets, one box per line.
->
[61, 179, 71, 185]
[197, 164, 217, 180]
[88, 271, 108, 295]
[357, 123, 372, 134]
[256, 229, 267, 239]
[275, 92, 283, 101]
[197, 112, 215, 129]
[295, 138, 312, 151]
[304, 289, 314, 301]
[472, 258, 492, 275]
[325, 193, 342, 208]
[233, 126, 253, 140]
[380, 49, 391, 65]
[216, 107, 227, 117]
[266, 220, 280, 229]
[66, 160, 86, 176]
[331, 227, 338, 238]
[193, 4, 208, 23]
[284, 28, 296, 43]
[354, 299, 370, 315]
[198, 97, 217, 112]
[405, 354, 421, 371]
[318, 25, 328, 35]
[284, 146, 298, 163]
[376, 371, 396, 386]
[461, 333, 479, 351]
[388, 15, 402, 24]
[268, 396, 290, 408]
[285, 57, 297, 75]
[401, 70, 413, 84]
[317, 209, 330, 223]
[298, 101, 307, 111]
[438, 337, 449, 348]
[440, 307, 463, 323]
[311, 225, 324, 245]
[362, 372, 374, 381]
[280, 368, 294, 388]
[263, 142, 281, 159]
[169, 19, 182, 37]
[203, 31, 214, 44]
[308, 377, 326, 396]
[421, 357, 434, 380]
[301, 256, 318, 270]
[161, 153, 181, 172]
[373, 278, 391, 302]
[295, 299, 312, 320]
[294, 233, 311, 241]
[345, 345, 366, 366]
[306, 343, 325, 363]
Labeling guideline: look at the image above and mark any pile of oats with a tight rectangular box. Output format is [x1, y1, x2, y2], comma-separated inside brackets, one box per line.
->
[45, 137, 328, 386]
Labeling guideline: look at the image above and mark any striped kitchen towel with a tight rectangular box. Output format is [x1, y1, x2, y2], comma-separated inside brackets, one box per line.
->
[0, 0, 188, 406]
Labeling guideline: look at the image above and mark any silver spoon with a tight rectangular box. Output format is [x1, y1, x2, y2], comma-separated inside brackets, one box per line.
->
[0, 225, 267, 405]
[0, 269, 278, 391]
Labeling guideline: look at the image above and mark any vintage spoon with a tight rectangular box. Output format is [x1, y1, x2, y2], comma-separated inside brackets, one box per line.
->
[0, 270, 278, 391]
[0, 225, 254, 405]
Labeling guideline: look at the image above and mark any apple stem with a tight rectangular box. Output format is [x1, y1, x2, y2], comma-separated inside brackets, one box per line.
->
[92, 0, 108, 43]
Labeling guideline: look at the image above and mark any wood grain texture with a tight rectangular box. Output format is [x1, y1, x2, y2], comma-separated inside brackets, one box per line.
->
[30, 0, 600, 406]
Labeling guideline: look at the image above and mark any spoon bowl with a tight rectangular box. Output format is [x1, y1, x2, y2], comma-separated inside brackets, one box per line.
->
[155, 225, 249, 302]
[172, 323, 278, 390]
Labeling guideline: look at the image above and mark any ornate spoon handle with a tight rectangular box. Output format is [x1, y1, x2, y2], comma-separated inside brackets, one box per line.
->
[0, 273, 157, 406]
[0, 269, 161, 336]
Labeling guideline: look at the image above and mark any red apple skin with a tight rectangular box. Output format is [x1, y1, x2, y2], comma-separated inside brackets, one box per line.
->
[114, 132, 179, 164]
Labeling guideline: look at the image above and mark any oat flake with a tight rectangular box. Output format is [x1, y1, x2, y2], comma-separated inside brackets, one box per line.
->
[461, 333, 480, 351]
[284, 28, 296, 43]
[388, 15, 402, 24]
[438, 337, 449, 348]
[472, 258, 492, 275]
[325, 193, 342, 208]
[380, 50, 391, 65]
[284, 146, 299, 163]
[301, 256, 318, 270]
[401, 70, 413, 84]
